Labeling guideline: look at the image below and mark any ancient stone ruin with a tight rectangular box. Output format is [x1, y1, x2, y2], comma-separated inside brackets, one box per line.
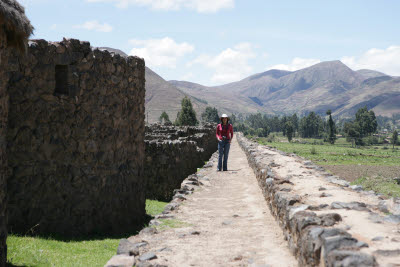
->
[145, 124, 216, 201]
[0, 0, 33, 265]
[6, 38, 146, 236]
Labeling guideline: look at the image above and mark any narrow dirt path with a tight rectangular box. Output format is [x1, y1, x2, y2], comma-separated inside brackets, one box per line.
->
[131, 136, 297, 266]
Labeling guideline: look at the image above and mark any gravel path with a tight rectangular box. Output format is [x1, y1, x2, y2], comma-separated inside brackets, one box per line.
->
[130, 136, 297, 267]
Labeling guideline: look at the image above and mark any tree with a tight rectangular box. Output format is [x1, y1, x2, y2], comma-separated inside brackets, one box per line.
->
[159, 111, 171, 125]
[286, 121, 294, 142]
[344, 121, 361, 147]
[393, 130, 398, 149]
[281, 116, 288, 136]
[201, 107, 219, 123]
[230, 114, 236, 124]
[291, 113, 299, 136]
[326, 110, 336, 144]
[299, 112, 324, 138]
[355, 106, 377, 137]
[175, 97, 198, 126]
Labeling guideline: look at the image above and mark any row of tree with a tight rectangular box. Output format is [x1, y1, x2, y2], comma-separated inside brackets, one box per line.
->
[158, 97, 398, 147]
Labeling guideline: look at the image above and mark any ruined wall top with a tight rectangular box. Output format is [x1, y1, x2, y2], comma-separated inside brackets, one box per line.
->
[145, 123, 216, 142]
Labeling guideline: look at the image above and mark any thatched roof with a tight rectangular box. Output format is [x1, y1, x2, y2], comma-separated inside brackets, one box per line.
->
[0, 0, 33, 51]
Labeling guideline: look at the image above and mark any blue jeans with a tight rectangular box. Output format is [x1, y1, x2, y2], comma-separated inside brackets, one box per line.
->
[218, 140, 231, 171]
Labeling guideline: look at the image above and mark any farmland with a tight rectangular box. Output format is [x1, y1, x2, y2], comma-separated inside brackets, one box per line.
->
[254, 136, 400, 197]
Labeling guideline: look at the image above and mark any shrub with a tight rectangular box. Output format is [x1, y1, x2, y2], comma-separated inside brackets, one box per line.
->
[362, 136, 379, 146]
[310, 147, 317, 154]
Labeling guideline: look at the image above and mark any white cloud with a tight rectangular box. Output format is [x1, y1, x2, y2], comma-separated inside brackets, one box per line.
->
[341, 46, 400, 75]
[189, 43, 256, 84]
[268, 57, 321, 71]
[129, 37, 194, 68]
[86, 0, 234, 12]
[181, 72, 194, 81]
[74, 20, 113, 32]
[50, 24, 57, 30]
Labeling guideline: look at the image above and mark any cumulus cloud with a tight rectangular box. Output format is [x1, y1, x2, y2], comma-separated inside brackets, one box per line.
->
[129, 37, 194, 68]
[74, 20, 113, 32]
[189, 43, 256, 84]
[341, 46, 400, 75]
[86, 0, 234, 12]
[268, 57, 321, 71]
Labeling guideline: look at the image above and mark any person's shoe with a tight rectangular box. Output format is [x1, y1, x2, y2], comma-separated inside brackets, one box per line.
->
[223, 169, 227, 171]
[217, 169, 221, 171]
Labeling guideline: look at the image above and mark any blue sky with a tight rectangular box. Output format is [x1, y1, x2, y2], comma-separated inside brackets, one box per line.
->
[21, 0, 400, 86]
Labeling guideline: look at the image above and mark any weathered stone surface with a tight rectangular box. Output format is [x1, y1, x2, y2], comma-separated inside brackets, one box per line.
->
[325, 250, 376, 267]
[6, 39, 146, 236]
[331, 201, 370, 211]
[139, 227, 158, 235]
[236, 133, 377, 267]
[145, 124, 216, 201]
[374, 249, 400, 257]
[387, 197, 400, 215]
[0, 24, 9, 267]
[138, 252, 157, 261]
[117, 239, 140, 256]
[104, 254, 136, 267]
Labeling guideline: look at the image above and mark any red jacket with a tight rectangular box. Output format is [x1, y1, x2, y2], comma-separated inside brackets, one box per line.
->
[216, 123, 233, 141]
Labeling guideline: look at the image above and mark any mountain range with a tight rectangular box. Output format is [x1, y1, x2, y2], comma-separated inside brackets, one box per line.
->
[171, 60, 400, 120]
[98, 47, 400, 122]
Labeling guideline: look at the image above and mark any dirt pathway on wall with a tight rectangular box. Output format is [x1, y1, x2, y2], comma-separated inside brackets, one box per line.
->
[128, 136, 297, 267]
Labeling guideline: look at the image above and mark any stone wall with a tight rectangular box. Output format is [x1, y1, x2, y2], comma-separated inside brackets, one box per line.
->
[0, 27, 9, 267]
[145, 124, 216, 201]
[237, 134, 377, 267]
[6, 38, 146, 236]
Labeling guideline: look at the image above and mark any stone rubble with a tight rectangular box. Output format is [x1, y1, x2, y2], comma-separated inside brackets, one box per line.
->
[237, 133, 380, 267]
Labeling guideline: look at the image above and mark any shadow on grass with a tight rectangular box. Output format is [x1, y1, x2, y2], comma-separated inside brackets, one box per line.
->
[9, 214, 153, 242]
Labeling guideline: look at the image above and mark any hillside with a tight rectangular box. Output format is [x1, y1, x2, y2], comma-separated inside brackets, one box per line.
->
[172, 61, 400, 117]
[145, 67, 208, 123]
[97, 47, 208, 123]
[97, 48, 400, 119]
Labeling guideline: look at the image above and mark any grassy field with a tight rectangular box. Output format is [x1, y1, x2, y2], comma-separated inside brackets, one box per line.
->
[7, 199, 168, 267]
[351, 177, 400, 198]
[254, 136, 400, 198]
[257, 138, 400, 166]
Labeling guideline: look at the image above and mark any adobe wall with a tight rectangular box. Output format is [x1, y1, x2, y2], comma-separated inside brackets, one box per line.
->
[0, 27, 9, 267]
[145, 124, 216, 201]
[6, 38, 146, 236]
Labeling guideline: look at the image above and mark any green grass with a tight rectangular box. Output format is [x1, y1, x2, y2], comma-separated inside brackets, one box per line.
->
[146, 199, 168, 216]
[351, 177, 400, 198]
[7, 199, 169, 267]
[257, 138, 400, 166]
[153, 219, 192, 231]
[7, 235, 119, 267]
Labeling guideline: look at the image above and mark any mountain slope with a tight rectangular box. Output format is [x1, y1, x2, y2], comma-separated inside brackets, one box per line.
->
[357, 69, 389, 79]
[97, 47, 208, 123]
[172, 61, 400, 117]
[97, 48, 400, 118]
[145, 68, 209, 123]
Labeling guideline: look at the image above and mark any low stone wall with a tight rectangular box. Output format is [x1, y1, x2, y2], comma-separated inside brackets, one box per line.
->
[237, 133, 377, 267]
[105, 152, 219, 267]
[6, 38, 146, 236]
[145, 124, 216, 201]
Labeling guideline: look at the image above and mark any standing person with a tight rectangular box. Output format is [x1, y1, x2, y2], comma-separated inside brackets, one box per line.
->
[216, 114, 234, 171]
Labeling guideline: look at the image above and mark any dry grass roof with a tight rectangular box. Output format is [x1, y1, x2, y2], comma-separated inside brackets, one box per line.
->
[0, 0, 33, 51]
